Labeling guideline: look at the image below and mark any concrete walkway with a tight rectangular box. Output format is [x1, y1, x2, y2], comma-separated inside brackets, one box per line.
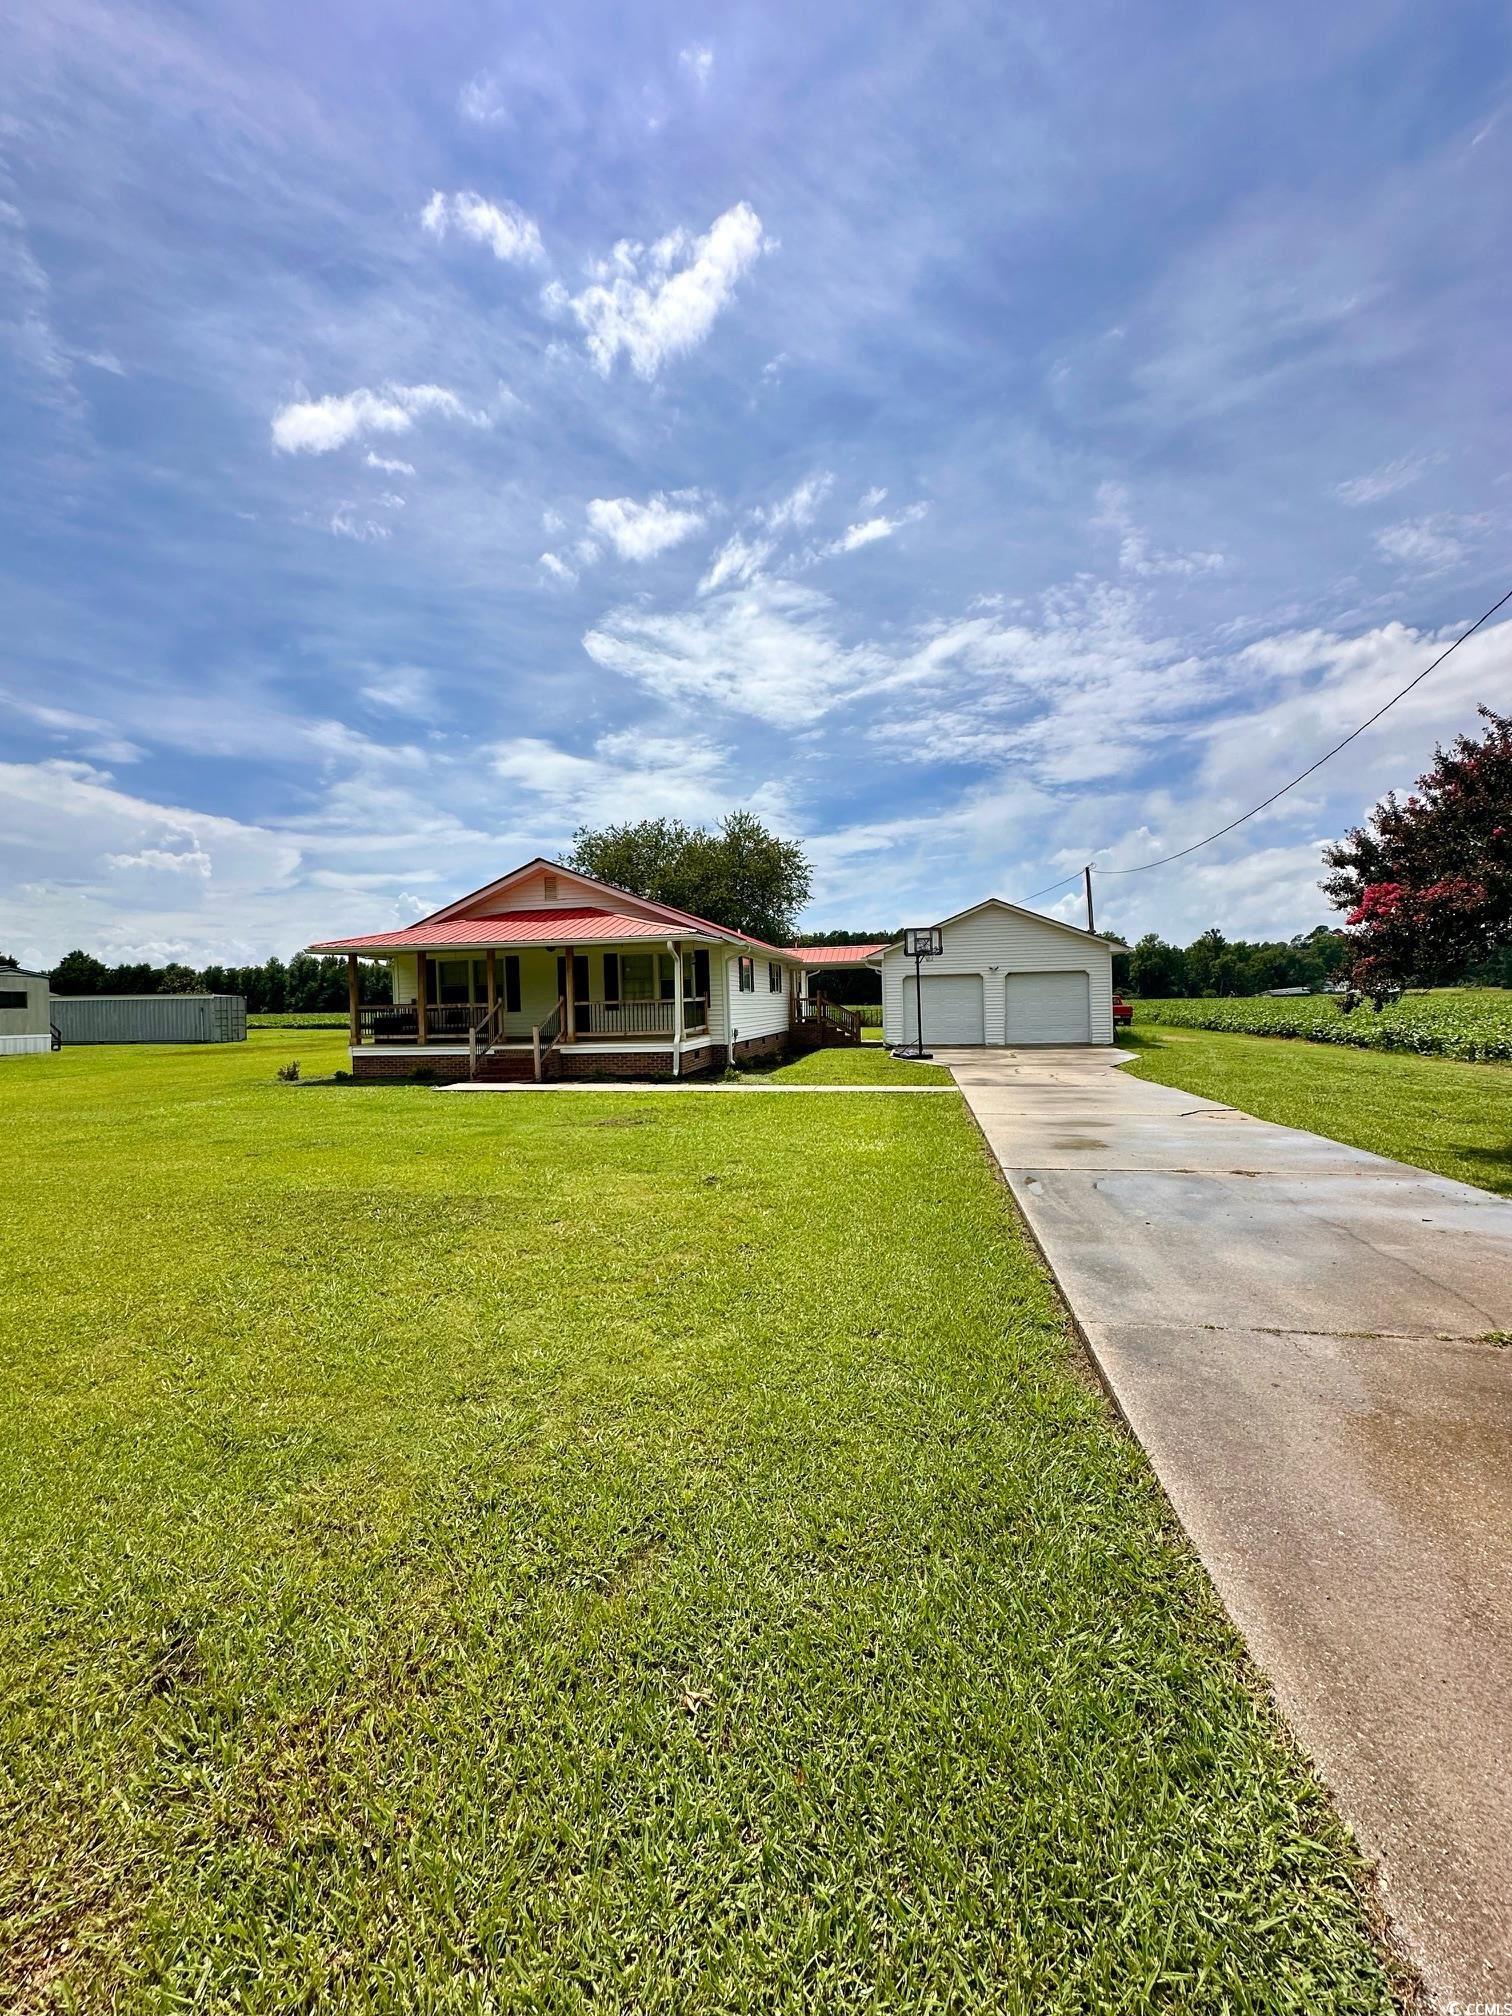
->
[944, 1046, 1512, 2011]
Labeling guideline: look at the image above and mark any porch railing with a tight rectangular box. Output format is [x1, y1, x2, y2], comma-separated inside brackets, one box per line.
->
[355, 1000, 489, 1043]
[354, 993, 711, 1047]
[575, 996, 708, 1038]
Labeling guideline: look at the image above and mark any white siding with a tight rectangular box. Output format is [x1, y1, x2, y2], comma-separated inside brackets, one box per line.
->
[472, 866, 676, 923]
[880, 904, 1114, 1046]
[720, 951, 792, 1045]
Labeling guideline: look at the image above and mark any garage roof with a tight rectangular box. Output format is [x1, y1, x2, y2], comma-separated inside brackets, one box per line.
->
[790, 943, 887, 964]
[873, 898, 1128, 955]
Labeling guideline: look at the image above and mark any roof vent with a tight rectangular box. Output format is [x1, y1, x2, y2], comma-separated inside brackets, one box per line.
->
[543, 873, 559, 901]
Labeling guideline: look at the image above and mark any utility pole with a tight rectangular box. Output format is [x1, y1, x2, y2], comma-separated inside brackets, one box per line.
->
[1084, 864, 1095, 934]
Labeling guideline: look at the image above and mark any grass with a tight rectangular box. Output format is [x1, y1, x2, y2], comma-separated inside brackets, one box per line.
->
[1121, 1024, 1512, 1197]
[754, 1043, 948, 1084]
[0, 1033, 1398, 2011]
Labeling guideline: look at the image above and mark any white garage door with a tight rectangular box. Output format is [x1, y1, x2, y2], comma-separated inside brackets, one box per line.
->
[903, 973, 985, 1046]
[1005, 971, 1091, 1045]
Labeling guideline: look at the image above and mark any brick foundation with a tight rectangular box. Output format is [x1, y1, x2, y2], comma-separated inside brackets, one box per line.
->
[350, 1045, 724, 1084]
[729, 1030, 792, 1065]
[557, 1045, 717, 1080]
[350, 1053, 473, 1084]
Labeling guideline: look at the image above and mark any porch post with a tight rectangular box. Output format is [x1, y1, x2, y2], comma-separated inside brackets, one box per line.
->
[485, 947, 497, 1025]
[347, 954, 361, 1047]
[415, 950, 429, 1045]
[670, 941, 684, 1079]
[564, 944, 577, 1042]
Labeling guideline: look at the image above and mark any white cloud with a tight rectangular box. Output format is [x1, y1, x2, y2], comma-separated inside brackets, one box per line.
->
[859, 486, 888, 510]
[554, 201, 768, 379]
[1374, 514, 1479, 574]
[811, 502, 928, 560]
[538, 551, 577, 585]
[699, 531, 774, 594]
[1094, 482, 1224, 578]
[490, 726, 763, 827]
[81, 349, 125, 375]
[1334, 456, 1436, 507]
[421, 190, 544, 265]
[458, 72, 506, 123]
[364, 451, 415, 475]
[584, 578, 886, 727]
[0, 690, 143, 764]
[586, 490, 709, 561]
[106, 841, 213, 877]
[541, 506, 566, 533]
[271, 382, 468, 455]
[328, 507, 391, 543]
[679, 44, 714, 87]
[361, 668, 432, 713]
[757, 472, 832, 531]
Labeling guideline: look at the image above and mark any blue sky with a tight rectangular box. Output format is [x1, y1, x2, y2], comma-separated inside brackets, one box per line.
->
[2, 0, 1509, 966]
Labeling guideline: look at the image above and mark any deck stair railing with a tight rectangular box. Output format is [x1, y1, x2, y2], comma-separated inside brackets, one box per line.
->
[791, 996, 862, 1043]
[532, 997, 566, 1082]
[468, 999, 508, 1079]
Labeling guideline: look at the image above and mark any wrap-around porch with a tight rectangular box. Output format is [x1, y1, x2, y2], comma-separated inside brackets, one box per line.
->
[343, 943, 713, 1081]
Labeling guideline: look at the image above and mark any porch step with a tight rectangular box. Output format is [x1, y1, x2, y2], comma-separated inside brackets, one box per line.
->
[473, 1051, 537, 1083]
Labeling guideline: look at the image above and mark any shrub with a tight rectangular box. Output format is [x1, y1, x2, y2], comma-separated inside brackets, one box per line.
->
[275, 1060, 301, 1082]
[1134, 990, 1512, 1063]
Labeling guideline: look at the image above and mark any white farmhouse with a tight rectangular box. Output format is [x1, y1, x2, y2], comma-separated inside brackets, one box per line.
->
[873, 900, 1124, 1048]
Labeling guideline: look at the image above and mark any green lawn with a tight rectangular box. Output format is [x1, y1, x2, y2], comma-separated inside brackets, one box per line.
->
[1121, 1025, 1512, 1196]
[758, 1042, 947, 1084]
[0, 1034, 1398, 2011]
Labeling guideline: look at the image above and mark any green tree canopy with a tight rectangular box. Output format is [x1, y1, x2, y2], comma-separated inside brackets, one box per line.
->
[568, 813, 813, 946]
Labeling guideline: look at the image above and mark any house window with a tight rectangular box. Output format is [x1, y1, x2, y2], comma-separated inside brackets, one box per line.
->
[768, 961, 783, 993]
[738, 956, 755, 992]
[620, 952, 654, 1000]
[504, 956, 521, 1014]
[0, 990, 26, 1011]
[429, 959, 473, 1005]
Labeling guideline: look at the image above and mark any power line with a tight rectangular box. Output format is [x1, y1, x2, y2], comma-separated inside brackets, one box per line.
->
[1020, 868, 1087, 903]
[1017, 580, 1512, 902]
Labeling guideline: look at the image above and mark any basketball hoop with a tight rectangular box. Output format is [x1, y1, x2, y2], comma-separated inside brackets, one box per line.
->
[895, 926, 943, 1057]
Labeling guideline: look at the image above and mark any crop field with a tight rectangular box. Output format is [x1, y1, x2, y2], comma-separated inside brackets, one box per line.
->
[249, 1010, 351, 1028]
[1132, 987, 1512, 1063]
[0, 1033, 1398, 2011]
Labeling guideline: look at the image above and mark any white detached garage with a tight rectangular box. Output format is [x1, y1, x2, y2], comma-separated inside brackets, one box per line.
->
[874, 900, 1122, 1048]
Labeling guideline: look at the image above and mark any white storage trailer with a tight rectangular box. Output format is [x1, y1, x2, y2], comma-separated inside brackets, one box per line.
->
[0, 971, 57, 1057]
[49, 994, 247, 1045]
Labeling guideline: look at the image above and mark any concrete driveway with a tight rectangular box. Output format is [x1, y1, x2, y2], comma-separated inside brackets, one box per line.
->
[944, 1045, 1512, 2011]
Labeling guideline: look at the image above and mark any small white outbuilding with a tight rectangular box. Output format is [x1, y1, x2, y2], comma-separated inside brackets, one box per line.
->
[873, 899, 1122, 1048]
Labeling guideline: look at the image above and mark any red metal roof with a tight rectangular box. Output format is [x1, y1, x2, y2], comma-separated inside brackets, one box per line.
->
[790, 942, 886, 964]
[309, 908, 677, 953]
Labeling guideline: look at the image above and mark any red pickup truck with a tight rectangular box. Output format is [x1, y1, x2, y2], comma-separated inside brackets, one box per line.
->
[1112, 994, 1134, 1028]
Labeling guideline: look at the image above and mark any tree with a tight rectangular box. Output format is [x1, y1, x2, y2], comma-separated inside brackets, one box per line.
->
[0, 953, 18, 970]
[569, 812, 812, 945]
[1322, 706, 1512, 999]
[50, 949, 110, 995]
[1129, 933, 1187, 997]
